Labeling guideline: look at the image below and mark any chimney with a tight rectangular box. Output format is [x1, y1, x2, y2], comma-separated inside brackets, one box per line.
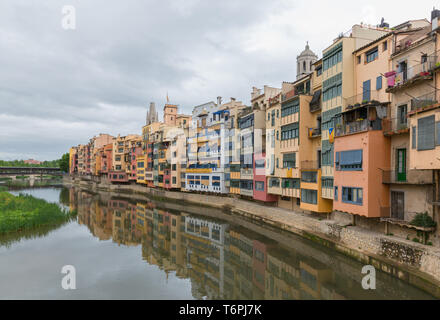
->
[432, 7, 440, 31]
[217, 96, 222, 106]
[230, 97, 236, 102]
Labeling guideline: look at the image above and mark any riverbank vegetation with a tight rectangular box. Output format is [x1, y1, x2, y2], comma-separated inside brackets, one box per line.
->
[0, 191, 77, 234]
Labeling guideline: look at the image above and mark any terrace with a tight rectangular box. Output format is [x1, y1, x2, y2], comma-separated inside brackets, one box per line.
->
[335, 104, 385, 137]
[381, 169, 433, 185]
[409, 90, 438, 113]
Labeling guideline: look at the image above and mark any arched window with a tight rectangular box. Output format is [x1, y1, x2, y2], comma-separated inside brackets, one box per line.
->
[303, 61, 306, 72]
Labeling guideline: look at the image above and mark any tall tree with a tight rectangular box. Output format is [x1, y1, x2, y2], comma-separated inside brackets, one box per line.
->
[59, 153, 70, 173]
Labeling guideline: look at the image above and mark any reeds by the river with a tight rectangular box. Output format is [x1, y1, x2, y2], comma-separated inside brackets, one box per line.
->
[0, 191, 77, 234]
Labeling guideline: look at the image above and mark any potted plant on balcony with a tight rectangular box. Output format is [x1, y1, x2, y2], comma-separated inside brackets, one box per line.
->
[347, 104, 353, 109]
[354, 103, 361, 108]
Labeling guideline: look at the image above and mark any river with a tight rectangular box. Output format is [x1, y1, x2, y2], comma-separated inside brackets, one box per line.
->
[0, 186, 436, 299]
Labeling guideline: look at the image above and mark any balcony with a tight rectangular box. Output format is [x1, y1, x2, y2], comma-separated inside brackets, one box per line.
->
[345, 90, 387, 107]
[386, 57, 436, 92]
[301, 160, 320, 170]
[381, 169, 433, 185]
[335, 119, 378, 136]
[410, 90, 438, 112]
[281, 89, 296, 102]
[240, 168, 253, 180]
[382, 117, 409, 136]
[307, 127, 321, 139]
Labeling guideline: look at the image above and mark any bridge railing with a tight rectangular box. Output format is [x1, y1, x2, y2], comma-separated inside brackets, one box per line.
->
[0, 167, 62, 176]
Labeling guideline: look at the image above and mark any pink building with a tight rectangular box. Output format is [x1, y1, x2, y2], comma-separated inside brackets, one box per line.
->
[253, 153, 278, 202]
[333, 128, 390, 218]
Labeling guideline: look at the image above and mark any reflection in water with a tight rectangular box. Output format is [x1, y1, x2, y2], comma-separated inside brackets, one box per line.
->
[69, 187, 435, 300]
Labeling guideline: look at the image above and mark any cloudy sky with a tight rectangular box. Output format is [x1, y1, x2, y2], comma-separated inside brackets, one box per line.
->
[0, 0, 433, 160]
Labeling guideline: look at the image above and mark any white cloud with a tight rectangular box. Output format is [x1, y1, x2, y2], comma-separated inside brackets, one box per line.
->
[0, 0, 432, 160]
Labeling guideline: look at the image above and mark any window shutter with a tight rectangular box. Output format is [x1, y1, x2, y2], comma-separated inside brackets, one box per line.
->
[376, 76, 382, 90]
[437, 122, 440, 146]
[412, 126, 417, 149]
[418, 116, 435, 150]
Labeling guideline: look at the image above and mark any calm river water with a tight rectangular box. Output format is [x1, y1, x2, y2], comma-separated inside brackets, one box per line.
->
[0, 186, 437, 300]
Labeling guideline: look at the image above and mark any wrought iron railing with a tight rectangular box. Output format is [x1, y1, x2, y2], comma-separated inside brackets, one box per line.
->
[387, 56, 437, 90]
[410, 90, 438, 112]
[335, 119, 369, 136]
[381, 169, 433, 185]
[345, 90, 384, 107]
[307, 127, 321, 138]
[382, 117, 409, 135]
[301, 160, 319, 170]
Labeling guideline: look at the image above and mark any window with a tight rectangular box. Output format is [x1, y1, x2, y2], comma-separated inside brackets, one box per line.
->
[334, 186, 338, 201]
[281, 123, 299, 140]
[362, 80, 371, 101]
[172, 164, 177, 171]
[281, 99, 300, 117]
[323, 84, 342, 102]
[316, 65, 322, 76]
[383, 41, 388, 51]
[240, 180, 253, 190]
[342, 187, 363, 205]
[282, 178, 300, 189]
[335, 150, 362, 170]
[412, 126, 417, 149]
[172, 177, 176, 184]
[301, 189, 317, 204]
[417, 115, 435, 151]
[255, 181, 265, 191]
[283, 153, 296, 168]
[255, 159, 265, 169]
[437, 122, 440, 146]
[376, 76, 382, 90]
[398, 104, 407, 126]
[365, 47, 378, 63]
[322, 178, 333, 188]
[357, 56, 361, 64]
[269, 178, 280, 188]
[323, 47, 342, 71]
[301, 171, 317, 183]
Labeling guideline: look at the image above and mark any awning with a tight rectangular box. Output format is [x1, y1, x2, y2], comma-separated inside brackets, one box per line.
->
[340, 150, 362, 165]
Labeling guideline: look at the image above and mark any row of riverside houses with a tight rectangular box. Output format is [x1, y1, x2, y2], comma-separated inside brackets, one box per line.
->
[70, 10, 440, 246]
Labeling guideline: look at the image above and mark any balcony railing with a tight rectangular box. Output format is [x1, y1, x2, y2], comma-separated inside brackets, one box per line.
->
[335, 118, 382, 136]
[410, 90, 438, 112]
[307, 127, 321, 138]
[345, 90, 385, 107]
[381, 169, 433, 185]
[382, 117, 409, 135]
[301, 160, 319, 170]
[386, 56, 437, 91]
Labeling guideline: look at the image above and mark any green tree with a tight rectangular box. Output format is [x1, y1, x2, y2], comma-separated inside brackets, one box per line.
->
[59, 153, 70, 173]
